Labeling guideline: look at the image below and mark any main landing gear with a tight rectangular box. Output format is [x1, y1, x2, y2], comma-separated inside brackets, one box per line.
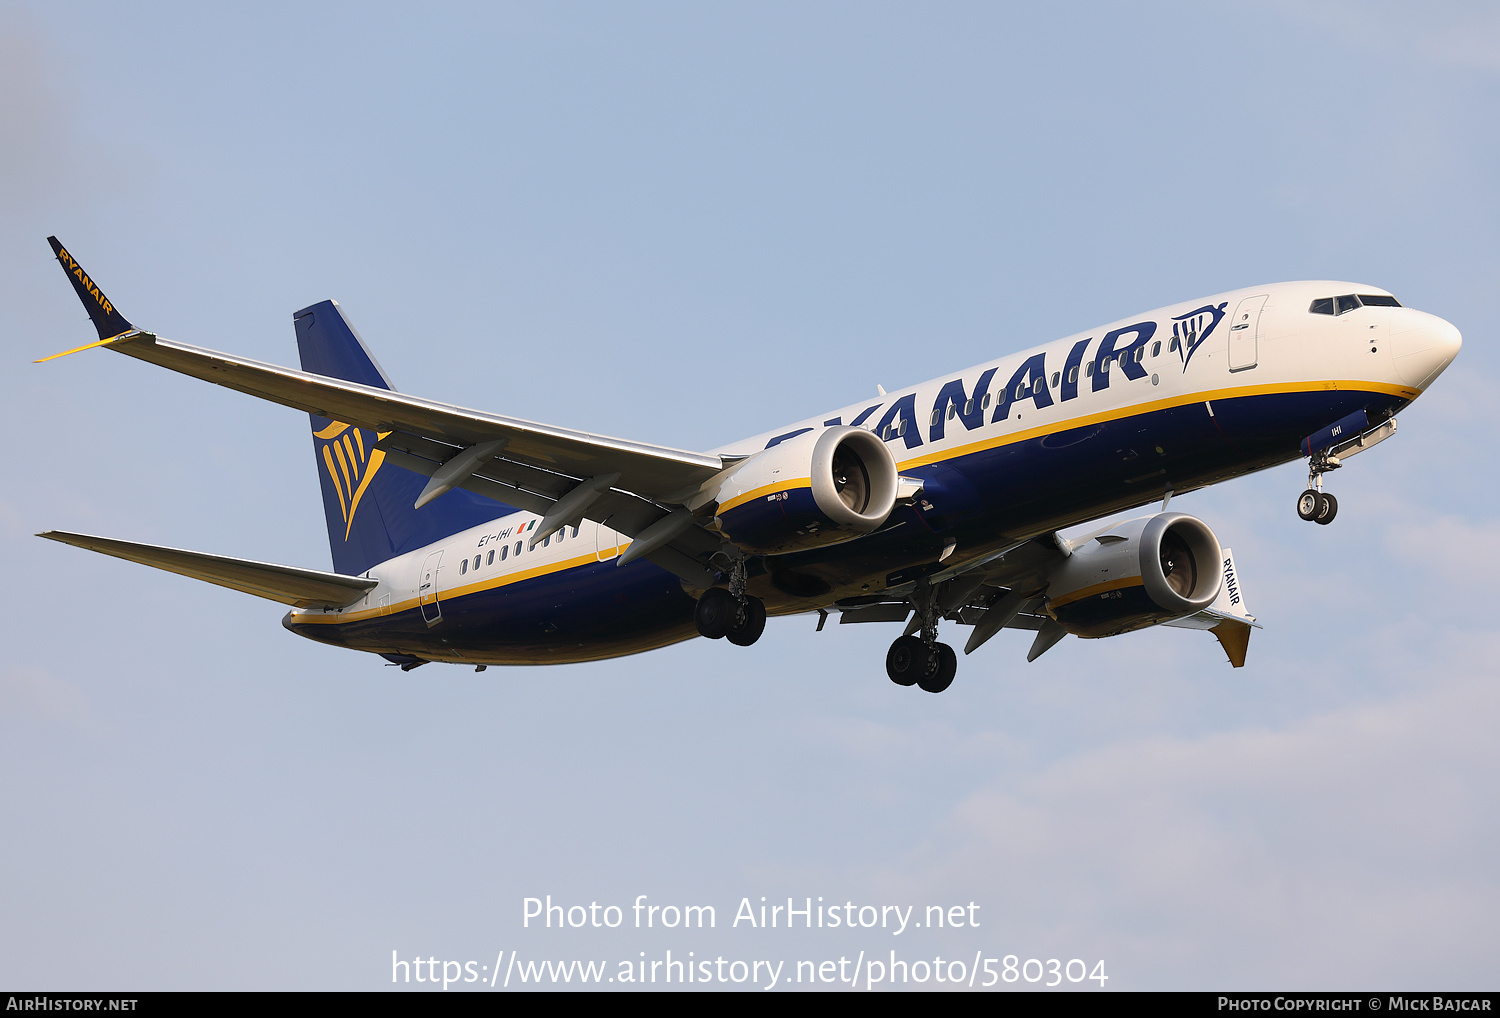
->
[886, 635, 956, 693]
[885, 583, 956, 693]
[694, 559, 766, 647]
[1296, 452, 1339, 526]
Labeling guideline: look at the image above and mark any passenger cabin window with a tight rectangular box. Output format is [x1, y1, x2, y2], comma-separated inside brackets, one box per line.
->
[1050, 371, 1060, 387]
[500, 545, 508, 561]
[473, 555, 481, 570]
[514, 541, 522, 556]
[487, 550, 494, 565]
[460, 559, 468, 575]
[1151, 341, 1161, 357]
[1169, 336, 1180, 352]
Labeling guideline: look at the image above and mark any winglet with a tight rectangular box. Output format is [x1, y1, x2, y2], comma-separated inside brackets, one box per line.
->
[42, 236, 137, 353]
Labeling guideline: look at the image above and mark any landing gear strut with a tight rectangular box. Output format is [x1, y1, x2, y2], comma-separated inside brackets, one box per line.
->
[695, 558, 766, 646]
[885, 581, 957, 693]
[1296, 453, 1340, 526]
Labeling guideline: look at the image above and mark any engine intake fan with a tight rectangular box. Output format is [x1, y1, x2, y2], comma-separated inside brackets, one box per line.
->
[1044, 512, 1223, 638]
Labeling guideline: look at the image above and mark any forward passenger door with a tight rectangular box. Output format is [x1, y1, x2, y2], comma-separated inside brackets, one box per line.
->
[1228, 295, 1268, 371]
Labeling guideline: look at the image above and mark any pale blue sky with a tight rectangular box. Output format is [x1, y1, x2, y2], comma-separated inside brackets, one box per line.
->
[2, 1, 1496, 989]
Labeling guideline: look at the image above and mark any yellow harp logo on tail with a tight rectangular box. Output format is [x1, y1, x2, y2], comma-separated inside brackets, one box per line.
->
[313, 421, 389, 540]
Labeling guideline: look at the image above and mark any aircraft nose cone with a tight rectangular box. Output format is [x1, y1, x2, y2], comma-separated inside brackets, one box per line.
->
[1388, 309, 1462, 390]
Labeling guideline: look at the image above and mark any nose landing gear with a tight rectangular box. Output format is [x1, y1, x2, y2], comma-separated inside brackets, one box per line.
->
[1296, 488, 1338, 525]
[1296, 453, 1340, 526]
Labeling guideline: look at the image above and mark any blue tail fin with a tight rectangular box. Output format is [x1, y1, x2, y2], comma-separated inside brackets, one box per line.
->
[294, 300, 515, 575]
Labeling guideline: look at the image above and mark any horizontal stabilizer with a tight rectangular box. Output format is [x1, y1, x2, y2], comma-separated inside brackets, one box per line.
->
[37, 531, 377, 609]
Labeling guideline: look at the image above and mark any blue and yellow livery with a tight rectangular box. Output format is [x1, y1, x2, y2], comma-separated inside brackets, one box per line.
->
[36, 239, 1461, 690]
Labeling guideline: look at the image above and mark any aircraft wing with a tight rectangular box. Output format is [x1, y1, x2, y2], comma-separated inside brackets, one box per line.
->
[41, 237, 734, 588]
[828, 533, 1262, 666]
[102, 330, 726, 504]
[38, 531, 377, 609]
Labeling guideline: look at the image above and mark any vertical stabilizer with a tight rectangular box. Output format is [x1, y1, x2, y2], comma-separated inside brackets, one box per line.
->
[294, 300, 515, 574]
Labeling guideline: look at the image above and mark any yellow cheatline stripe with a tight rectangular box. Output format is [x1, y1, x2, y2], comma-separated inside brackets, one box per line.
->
[893, 379, 1420, 472]
[717, 477, 811, 515]
[290, 548, 607, 625]
[313, 420, 351, 440]
[33, 330, 138, 364]
[322, 445, 349, 520]
[1048, 575, 1144, 610]
[296, 377, 1420, 624]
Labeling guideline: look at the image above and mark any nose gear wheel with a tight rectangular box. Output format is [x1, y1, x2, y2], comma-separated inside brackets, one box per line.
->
[1297, 451, 1342, 525]
[1296, 488, 1339, 525]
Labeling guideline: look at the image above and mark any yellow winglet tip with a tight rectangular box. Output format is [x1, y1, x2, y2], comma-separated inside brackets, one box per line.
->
[33, 330, 140, 364]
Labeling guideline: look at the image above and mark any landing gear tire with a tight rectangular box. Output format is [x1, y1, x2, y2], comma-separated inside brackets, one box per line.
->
[885, 635, 928, 687]
[887, 637, 957, 692]
[1297, 489, 1321, 521]
[1315, 492, 1338, 525]
[918, 643, 957, 694]
[694, 587, 736, 639]
[725, 596, 767, 646]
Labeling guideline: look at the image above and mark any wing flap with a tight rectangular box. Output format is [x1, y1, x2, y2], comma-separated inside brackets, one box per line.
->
[38, 531, 377, 609]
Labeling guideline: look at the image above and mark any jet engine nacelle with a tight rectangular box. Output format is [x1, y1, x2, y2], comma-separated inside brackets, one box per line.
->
[710, 426, 899, 555]
[1045, 512, 1223, 638]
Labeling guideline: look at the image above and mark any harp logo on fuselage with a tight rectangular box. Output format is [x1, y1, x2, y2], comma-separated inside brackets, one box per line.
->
[1172, 302, 1229, 372]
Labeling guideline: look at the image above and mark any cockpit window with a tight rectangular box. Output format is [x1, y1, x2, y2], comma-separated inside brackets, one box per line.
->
[1310, 293, 1400, 316]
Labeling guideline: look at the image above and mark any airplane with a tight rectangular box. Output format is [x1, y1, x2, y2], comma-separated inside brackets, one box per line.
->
[36, 237, 1462, 692]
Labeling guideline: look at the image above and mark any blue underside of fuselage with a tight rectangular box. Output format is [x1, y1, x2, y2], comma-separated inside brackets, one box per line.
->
[286, 555, 699, 665]
[286, 386, 1405, 665]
